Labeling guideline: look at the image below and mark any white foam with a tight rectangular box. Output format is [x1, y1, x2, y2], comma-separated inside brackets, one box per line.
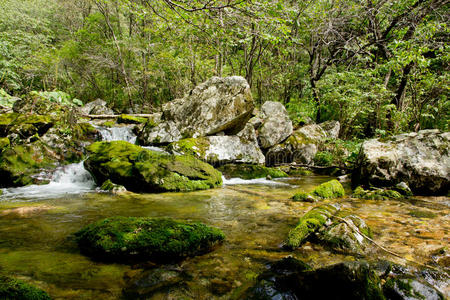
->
[222, 176, 291, 186]
[0, 162, 95, 200]
[94, 125, 137, 143]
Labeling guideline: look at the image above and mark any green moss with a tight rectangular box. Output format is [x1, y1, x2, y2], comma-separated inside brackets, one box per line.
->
[0, 276, 51, 300]
[0, 143, 56, 187]
[311, 179, 345, 199]
[352, 186, 402, 200]
[313, 151, 334, 167]
[167, 138, 210, 158]
[117, 114, 148, 124]
[85, 141, 222, 193]
[285, 204, 339, 249]
[100, 120, 116, 127]
[75, 216, 225, 262]
[0, 137, 10, 152]
[0, 113, 53, 137]
[288, 167, 312, 176]
[408, 210, 436, 219]
[292, 190, 312, 202]
[218, 164, 288, 180]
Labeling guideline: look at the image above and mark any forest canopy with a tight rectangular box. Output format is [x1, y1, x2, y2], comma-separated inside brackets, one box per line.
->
[0, 0, 448, 137]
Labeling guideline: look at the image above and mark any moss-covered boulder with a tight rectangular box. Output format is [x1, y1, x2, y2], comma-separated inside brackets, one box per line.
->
[218, 164, 288, 180]
[352, 186, 402, 200]
[0, 113, 54, 138]
[117, 114, 148, 124]
[0, 137, 10, 152]
[292, 190, 317, 202]
[0, 276, 51, 300]
[84, 141, 222, 192]
[0, 143, 57, 187]
[100, 179, 127, 194]
[284, 204, 339, 249]
[312, 179, 345, 199]
[75, 217, 225, 262]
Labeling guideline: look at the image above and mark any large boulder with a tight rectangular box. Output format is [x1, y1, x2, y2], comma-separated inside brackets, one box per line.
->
[319, 120, 341, 139]
[168, 123, 265, 165]
[79, 99, 114, 115]
[138, 76, 254, 145]
[75, 217, 225, 262]
[257, 101, 293, 149]
[84, 141, 222, 192]
[353, 130, 449, 195]
[265, 124, 327, 166]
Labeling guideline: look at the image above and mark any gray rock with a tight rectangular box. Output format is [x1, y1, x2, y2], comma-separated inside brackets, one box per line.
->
[79, 99, 114, 115]
[139, 76, 254, 145]
[319, 120, 340, 139]
[353, 130, 450, 195]
[257, 101, 293, 149]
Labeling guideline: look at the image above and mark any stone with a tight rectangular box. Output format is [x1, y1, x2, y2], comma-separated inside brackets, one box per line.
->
[100, 179, 127, 194]
[383, 276, 445, 300]
[75, 217, 225, 262]
[79, 99, 114, 115]
[257, 101, 293, 149]
[353, 130, 449, 195]
[243, 260, 385, 300]
[284, 204, 340, 249]
[0, 276, 51, 300]
[311, 179, 345, 199]
[265, 124, 325, 166]
[318, 212, 372, 255]
[84, 141, 222, 192]
[138, 76, 254, 144]
[168, 123, 265, 165]
[319, 120, 341, 139]
[352, 186, 402, 200]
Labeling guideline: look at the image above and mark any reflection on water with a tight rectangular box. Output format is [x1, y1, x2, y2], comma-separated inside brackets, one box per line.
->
[0, 175, 448, 299]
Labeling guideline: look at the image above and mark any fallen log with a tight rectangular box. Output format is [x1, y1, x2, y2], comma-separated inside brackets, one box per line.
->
[82, 114, 156, 119]
[275, 162, 350, 171]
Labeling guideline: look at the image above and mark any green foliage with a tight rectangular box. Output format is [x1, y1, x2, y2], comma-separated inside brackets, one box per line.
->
[75, 216, 225, 261]
[313, 151, 334, 167]
[0, 276, 51, 300]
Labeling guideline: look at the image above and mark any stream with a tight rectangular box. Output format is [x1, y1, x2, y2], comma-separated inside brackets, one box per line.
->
[0, 126, 448, 299]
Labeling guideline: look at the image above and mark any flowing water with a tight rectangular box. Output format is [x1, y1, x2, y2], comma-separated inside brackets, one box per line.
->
[0, 127, 448, 299]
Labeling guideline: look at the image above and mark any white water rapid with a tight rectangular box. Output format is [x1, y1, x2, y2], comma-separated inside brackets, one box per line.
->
[0, 162, 95, 200]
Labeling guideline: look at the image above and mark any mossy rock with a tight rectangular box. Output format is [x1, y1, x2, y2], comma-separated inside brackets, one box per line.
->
[84, 141, 222, 193]
[292, 190, 316, 202]
[167, 137, 210, 158]
[383, 276, 444, 300]
[100, 179, 126, 193]
[75, 217, 225, 262]
[288, 167, 312, 176]
[352, 186, 402, 200]
[0, 143, 57, 187]
[408, 210, 436, 219]
[117, 114, 148, 124]
[0, 113, 53, 137]
[0, 276, 51, 300]
[77, 122, 100, 141]
[218, 164, 288, 180]
[0, 137, 10, 152]
[285, 204, 339, 249]
[311, 179, 345, 199]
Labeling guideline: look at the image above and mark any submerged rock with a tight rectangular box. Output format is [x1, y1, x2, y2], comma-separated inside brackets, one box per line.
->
[138, 76, 254, 145]
[84, 141, 222, 192]
[123, 266, 187, 298]
[257, 101, 293, 149]
[0, 276, 51, 300]
[218, 164, 287, 180]
[353, 130, 449, 195]
[75, 217, 225, 262]
[243, 260, 384, 300]
[318, 212, 372, 255]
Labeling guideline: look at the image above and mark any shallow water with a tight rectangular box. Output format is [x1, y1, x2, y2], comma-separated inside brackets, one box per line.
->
[0, 174, 449, 299]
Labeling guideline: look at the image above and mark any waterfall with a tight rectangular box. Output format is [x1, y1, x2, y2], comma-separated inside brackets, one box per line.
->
[94, 125, 137, 144]
[0, 162, 96, 200]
